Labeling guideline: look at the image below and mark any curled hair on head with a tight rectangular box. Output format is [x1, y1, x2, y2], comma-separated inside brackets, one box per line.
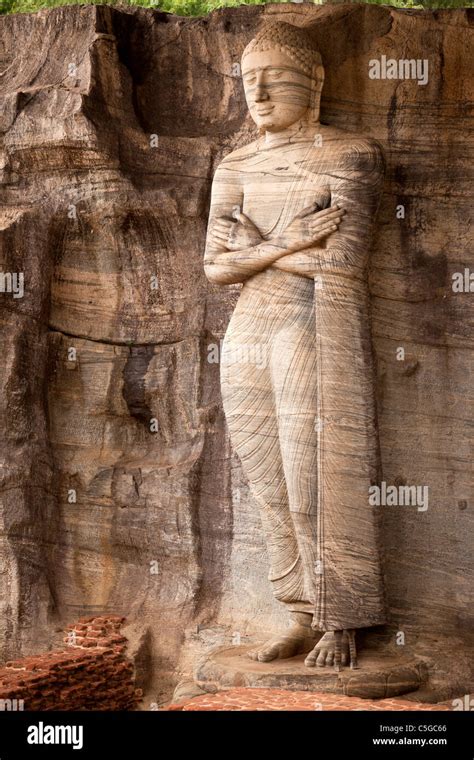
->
[241, 21, 322, 78]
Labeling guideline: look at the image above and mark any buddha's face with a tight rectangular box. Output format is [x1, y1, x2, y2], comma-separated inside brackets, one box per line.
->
[242, 49, 317, 132]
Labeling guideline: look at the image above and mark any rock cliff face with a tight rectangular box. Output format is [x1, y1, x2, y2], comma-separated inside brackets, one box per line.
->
[0, 3, 472, 702]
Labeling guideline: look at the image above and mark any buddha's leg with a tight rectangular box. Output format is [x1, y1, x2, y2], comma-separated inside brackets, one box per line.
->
[304, 277, 386, 668]
[220, 304, 317, 661]
[270, 296, 361, 669]
[267, 308, 352, 669]
[270, 304, 320, 618]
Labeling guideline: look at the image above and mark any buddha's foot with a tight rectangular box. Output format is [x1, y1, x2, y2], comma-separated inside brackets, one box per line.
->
[304, 629, 358, 671]
[248, 622, 317, 663]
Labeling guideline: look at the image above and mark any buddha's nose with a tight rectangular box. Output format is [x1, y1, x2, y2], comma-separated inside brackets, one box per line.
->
[254, 85, 269, 102]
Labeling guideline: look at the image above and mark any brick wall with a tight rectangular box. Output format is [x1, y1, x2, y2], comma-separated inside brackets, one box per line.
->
[0, 616, 142, 710]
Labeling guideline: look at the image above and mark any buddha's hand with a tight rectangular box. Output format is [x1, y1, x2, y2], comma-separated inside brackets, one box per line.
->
[208, 213, 263, 251]
[277, 204, 345, 253]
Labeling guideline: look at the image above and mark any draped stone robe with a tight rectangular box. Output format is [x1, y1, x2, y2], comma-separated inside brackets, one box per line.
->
[204, 125, 387, 631]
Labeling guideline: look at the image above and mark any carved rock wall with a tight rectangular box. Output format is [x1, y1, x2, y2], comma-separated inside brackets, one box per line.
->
[0, 3, 472, 701]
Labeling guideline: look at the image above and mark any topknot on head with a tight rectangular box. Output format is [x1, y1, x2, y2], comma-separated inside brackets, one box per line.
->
[241, 21, 322, 77]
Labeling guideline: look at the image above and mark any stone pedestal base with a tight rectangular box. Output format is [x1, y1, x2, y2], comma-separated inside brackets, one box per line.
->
[196, 645, 427, 700]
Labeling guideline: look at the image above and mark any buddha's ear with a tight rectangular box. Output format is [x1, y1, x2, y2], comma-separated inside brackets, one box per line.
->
[312, 63, 325, 96]
[308, 63, 324, 125]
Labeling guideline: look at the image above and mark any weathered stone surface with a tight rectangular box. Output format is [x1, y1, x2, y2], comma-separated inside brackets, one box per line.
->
[196, 645, 425, 699]
[0, 3, 473, 703]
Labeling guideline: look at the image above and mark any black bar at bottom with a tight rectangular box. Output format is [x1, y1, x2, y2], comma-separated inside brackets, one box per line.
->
[0, 709, 471, 758]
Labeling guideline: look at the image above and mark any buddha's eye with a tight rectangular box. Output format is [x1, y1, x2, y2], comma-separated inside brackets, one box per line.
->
[245, 76, 256, 86]
[268, 71, 283, 80]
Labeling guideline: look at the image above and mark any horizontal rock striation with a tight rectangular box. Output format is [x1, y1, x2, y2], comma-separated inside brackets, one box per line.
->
[0, 3, 473, 701]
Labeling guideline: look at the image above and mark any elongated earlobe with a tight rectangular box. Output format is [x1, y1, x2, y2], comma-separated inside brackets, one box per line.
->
[308, 63, 324, 125]
[315, 64, 325, 90]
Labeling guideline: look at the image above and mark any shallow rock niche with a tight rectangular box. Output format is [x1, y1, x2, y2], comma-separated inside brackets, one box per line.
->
[0, 3, 472, 704]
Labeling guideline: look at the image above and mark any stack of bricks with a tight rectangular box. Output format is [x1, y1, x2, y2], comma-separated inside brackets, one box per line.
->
[0, 616, 142, 711]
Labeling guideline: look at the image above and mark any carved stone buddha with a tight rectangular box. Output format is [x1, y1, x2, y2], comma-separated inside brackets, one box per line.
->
[204, 21, 386, 670]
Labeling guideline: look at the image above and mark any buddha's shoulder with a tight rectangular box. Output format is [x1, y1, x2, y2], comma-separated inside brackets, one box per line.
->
[320, 126, 385, 165]
[217, 140, 260, 168]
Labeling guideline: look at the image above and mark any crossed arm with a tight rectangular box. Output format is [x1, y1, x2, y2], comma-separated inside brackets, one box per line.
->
[204, 142, 384, 285]
[205, 204, 344, 285]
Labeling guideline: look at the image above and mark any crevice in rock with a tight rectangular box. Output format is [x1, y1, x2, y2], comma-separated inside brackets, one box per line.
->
[121, 345, 154, 427]
[47, 325, 191, 348]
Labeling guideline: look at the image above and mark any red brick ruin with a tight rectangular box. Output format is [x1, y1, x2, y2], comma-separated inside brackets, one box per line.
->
[0, 617, 142, 711]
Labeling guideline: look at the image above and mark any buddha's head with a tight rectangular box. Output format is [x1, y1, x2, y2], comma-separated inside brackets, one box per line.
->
[241, 22, 324, 134]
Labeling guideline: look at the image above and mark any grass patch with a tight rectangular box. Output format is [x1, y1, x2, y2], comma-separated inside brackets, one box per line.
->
[0, 0, 471, 19]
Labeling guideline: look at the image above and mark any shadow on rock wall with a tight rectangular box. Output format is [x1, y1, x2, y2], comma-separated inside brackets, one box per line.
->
[0, 3, 472, 701]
